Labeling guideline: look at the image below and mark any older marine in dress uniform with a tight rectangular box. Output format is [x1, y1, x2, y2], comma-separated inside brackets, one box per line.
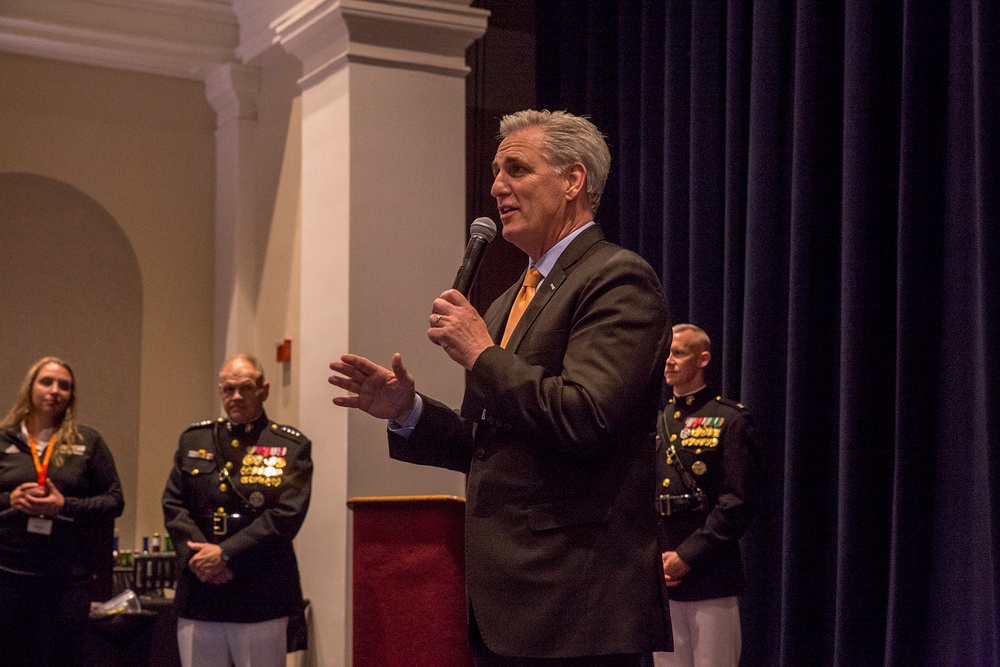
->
[163, 353, 312, 667]
[653, 324, 755, 667]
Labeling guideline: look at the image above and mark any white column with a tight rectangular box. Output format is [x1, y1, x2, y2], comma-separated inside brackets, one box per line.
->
[205, 63, 263, 364]
[272, 5, 351, 665]
[273, 1, 487, 664]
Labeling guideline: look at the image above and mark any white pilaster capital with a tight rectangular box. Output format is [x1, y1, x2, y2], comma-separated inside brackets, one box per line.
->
[270, 0, 349, 89]
[205, 63, 262, 126]
[272, 0, 489, 88]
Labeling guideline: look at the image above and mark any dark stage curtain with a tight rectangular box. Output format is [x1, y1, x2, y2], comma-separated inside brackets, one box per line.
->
[536, 1, 1000, 665]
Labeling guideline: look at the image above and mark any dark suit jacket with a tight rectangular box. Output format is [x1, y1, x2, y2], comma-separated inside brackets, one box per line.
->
[389, 225, 672, 659]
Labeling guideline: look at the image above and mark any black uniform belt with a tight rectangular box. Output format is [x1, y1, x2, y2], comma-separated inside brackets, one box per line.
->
[657, 493, 709, 516]
[203, 510, 256, 536]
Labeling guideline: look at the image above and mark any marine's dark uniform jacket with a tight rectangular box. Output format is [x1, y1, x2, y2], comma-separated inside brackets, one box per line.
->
[656, 386, 756, 601]
[0, 425, 124, 578]
[162, 411, 312, 623]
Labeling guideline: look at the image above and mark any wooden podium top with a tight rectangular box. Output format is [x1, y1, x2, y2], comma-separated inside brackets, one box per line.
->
[347, 495, 465, 510]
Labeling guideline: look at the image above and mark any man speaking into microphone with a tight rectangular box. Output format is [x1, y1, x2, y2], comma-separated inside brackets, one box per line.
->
[329, 110, 672, 665]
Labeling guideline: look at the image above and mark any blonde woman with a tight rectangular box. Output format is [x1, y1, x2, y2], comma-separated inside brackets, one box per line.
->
[0, 356, 124, 666]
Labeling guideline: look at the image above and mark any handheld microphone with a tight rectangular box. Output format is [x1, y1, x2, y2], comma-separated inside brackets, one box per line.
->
[452, 217, 497, 296]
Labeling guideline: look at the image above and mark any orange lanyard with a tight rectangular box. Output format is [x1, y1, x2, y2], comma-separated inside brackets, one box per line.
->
[27, 432, 54, 486]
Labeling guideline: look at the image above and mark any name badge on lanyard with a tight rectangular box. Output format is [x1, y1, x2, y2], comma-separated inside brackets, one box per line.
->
[27, 517, 53, 535]
[25, 431, 56, 535]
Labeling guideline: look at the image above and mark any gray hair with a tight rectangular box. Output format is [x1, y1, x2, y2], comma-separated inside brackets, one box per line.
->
[498, 110, 611, 215]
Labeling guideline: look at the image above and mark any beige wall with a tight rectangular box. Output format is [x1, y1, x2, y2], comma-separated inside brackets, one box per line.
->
[0, 51, 216, 552]
[0, 173, 143, 556]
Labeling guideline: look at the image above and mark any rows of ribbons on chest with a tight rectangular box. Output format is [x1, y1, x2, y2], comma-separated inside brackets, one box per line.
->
[186, 445, 288, 487]
[678, 416, 725, 449]
[241, 445, 287, 487]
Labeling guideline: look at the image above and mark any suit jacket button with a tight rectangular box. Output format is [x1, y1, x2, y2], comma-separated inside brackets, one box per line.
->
[475, 448, 486, 459]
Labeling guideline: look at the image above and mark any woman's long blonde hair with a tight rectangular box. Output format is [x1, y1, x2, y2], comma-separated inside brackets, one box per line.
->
[0, 356, 82, 466]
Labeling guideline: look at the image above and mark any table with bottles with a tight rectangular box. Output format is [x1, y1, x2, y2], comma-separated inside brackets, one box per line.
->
[112, 531, 177, 598]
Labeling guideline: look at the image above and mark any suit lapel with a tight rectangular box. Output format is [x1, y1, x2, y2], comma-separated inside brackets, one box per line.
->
[502, 225, 606, 351]
[487, 275, 523, 343]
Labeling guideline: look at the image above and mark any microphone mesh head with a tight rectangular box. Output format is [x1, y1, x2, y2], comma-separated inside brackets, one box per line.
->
[470, 217, 497, 242]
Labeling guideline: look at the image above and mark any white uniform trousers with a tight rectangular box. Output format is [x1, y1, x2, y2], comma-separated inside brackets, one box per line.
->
[653, 596, 741, 667]
[177, 616, 288, 667]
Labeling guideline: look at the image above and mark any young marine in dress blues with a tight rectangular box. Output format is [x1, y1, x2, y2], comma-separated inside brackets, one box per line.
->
[653, 325, 756, 667]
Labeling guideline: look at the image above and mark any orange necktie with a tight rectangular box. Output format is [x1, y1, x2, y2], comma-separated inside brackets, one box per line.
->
[501, 268, 543, 348]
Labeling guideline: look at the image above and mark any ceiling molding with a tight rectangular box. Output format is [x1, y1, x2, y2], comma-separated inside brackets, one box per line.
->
[0, 0, 238, 80]
[0, 0, 488, 83]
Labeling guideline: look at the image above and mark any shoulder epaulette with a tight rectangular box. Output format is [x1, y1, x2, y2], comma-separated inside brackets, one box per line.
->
[715, 396, 748, 411]
[185, 418, 223, 432]
[269, 422, 307, 442]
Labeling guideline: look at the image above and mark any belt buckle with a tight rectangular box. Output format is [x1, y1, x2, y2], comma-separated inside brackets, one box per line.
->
[658, 493, 706, 516]
[212, 510, 228, 536]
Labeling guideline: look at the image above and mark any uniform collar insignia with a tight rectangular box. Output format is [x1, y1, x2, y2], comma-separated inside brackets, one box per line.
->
[673, 385, 711, 412]
[225, 412, 268, 435]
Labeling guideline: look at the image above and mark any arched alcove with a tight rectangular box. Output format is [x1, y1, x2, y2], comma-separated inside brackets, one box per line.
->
[0, 172, 143, 556]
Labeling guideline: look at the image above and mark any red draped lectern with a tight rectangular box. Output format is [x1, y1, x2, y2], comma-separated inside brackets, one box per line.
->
[348, 495, 472, 667]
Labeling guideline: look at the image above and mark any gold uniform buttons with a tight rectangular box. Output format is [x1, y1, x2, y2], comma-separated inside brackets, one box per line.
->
[673, 411, 681, 419]
[219, 483, 228, 492]
[231, 439, 239, 447]
[226, 461, 233, 469]
[670, 434, 677, 441]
